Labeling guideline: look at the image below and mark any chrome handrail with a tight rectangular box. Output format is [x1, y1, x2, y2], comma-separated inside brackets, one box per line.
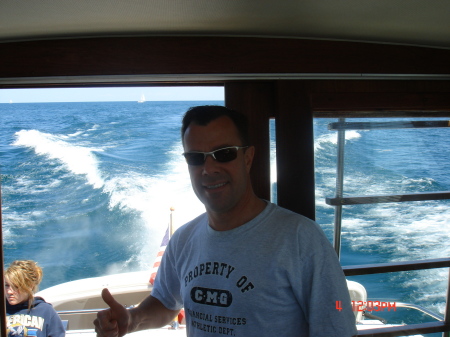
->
[57, 308, 107, 315]
[57, 305, 135, 316]
[393, 302, 444, 321]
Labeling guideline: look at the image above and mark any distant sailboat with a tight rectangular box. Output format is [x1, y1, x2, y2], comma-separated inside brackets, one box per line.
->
[9, 99, 13, 103]
[138, 94, 146, 103]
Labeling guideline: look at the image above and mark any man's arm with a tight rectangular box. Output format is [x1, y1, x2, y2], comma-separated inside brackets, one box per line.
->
[94, 288, 180, 337]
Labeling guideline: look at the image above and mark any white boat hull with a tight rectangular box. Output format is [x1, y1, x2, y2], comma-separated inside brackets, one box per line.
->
[36, 271, 154, 330]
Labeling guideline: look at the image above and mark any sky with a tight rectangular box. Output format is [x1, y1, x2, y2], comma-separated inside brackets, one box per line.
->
[0, 86, 224, 103]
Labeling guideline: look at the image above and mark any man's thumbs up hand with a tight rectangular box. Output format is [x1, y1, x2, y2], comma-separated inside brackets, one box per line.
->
[93, 288, 130, 337]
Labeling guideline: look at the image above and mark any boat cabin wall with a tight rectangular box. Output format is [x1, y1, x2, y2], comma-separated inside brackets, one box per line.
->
[1, 37, 450, 336]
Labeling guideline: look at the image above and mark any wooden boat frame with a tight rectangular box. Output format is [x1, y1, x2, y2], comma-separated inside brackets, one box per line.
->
[1, 36, 450, 336]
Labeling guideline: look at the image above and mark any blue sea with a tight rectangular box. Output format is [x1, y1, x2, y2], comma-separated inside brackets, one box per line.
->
[1, 101, 449, 330]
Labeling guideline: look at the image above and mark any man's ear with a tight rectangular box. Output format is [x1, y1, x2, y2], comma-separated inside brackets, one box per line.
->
[244, 146, 255, 172]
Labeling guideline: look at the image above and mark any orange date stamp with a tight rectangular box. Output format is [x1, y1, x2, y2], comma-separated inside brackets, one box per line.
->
[336, 300, 397, 312]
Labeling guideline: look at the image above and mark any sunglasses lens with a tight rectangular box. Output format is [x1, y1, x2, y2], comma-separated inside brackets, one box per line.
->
[214, 148, 238, 162]
[183, 147, 243, 165]
[184, 153, 204, 166]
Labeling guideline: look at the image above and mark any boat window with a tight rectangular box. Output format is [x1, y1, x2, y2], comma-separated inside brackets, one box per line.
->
[0, 86, 224, 290]
[313, 115, 450, 330]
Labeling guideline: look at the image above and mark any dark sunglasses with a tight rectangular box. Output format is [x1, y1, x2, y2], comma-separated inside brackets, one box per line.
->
[182, 146, 248, 166]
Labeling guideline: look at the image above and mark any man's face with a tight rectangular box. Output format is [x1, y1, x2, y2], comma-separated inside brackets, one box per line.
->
[183, 116, 254, 215]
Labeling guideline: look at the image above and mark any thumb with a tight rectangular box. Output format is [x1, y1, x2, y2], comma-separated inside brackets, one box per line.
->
[100, 288, 128, 336]
[101, 288, 123, 316]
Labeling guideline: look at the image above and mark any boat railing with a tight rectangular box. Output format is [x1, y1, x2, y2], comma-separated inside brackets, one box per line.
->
[363, 302, 445, 327]
[56, 301, 444, 323]
[327, 118, 450, 336]
[56, 306, 184, 331]
[343, 257, 450, 336]
[57, 304, 137, 316]
[393, 303, 445, 321]
[57, 308, 115, 316]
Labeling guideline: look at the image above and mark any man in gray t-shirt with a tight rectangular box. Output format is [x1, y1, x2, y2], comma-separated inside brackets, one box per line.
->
[95, 105, 356, 337]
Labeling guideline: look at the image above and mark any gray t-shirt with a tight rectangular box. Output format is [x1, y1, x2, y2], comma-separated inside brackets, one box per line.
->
[151, 202, 356, 337]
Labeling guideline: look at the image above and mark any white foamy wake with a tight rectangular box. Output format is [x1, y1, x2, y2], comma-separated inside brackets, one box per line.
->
[12, 129, 205, 272]
[102, 142, 205, 270]
[314, 130, 361, 152]
[13, 129, 105, 188]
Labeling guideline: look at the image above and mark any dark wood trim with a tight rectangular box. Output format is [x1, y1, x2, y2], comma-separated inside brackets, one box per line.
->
[311, 92, 450, 112]
[225, 80, 317, 219]
[316, 111, 450, 118]
[224, 82, 273, 201]
[328, 120, 450, 130]
[275, 81, 316, 220]
[355, 321, 450, 337]
[308, 80, 450, 93]
[327, 191, 450, 206]
[308, 80, 450, 114]
[343, 257, 450, 276]
[1, 37, 450, 88]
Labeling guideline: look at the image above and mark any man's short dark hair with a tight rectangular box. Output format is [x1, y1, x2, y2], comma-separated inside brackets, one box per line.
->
[181, 105, 250, 146]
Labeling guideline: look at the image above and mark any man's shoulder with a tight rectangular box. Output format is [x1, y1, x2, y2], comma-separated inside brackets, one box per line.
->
[268, 202, 316, 224]
[265, 203, 329, 240]
[171, 212, 207, 239]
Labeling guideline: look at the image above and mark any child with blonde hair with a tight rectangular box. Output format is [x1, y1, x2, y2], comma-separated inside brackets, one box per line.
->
[5, 260, 65, 337]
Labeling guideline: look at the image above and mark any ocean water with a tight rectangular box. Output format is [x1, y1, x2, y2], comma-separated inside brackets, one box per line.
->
[314, 119, 450, 330]
[1, 101, 449, 329]
[1, 101, 208, 285]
